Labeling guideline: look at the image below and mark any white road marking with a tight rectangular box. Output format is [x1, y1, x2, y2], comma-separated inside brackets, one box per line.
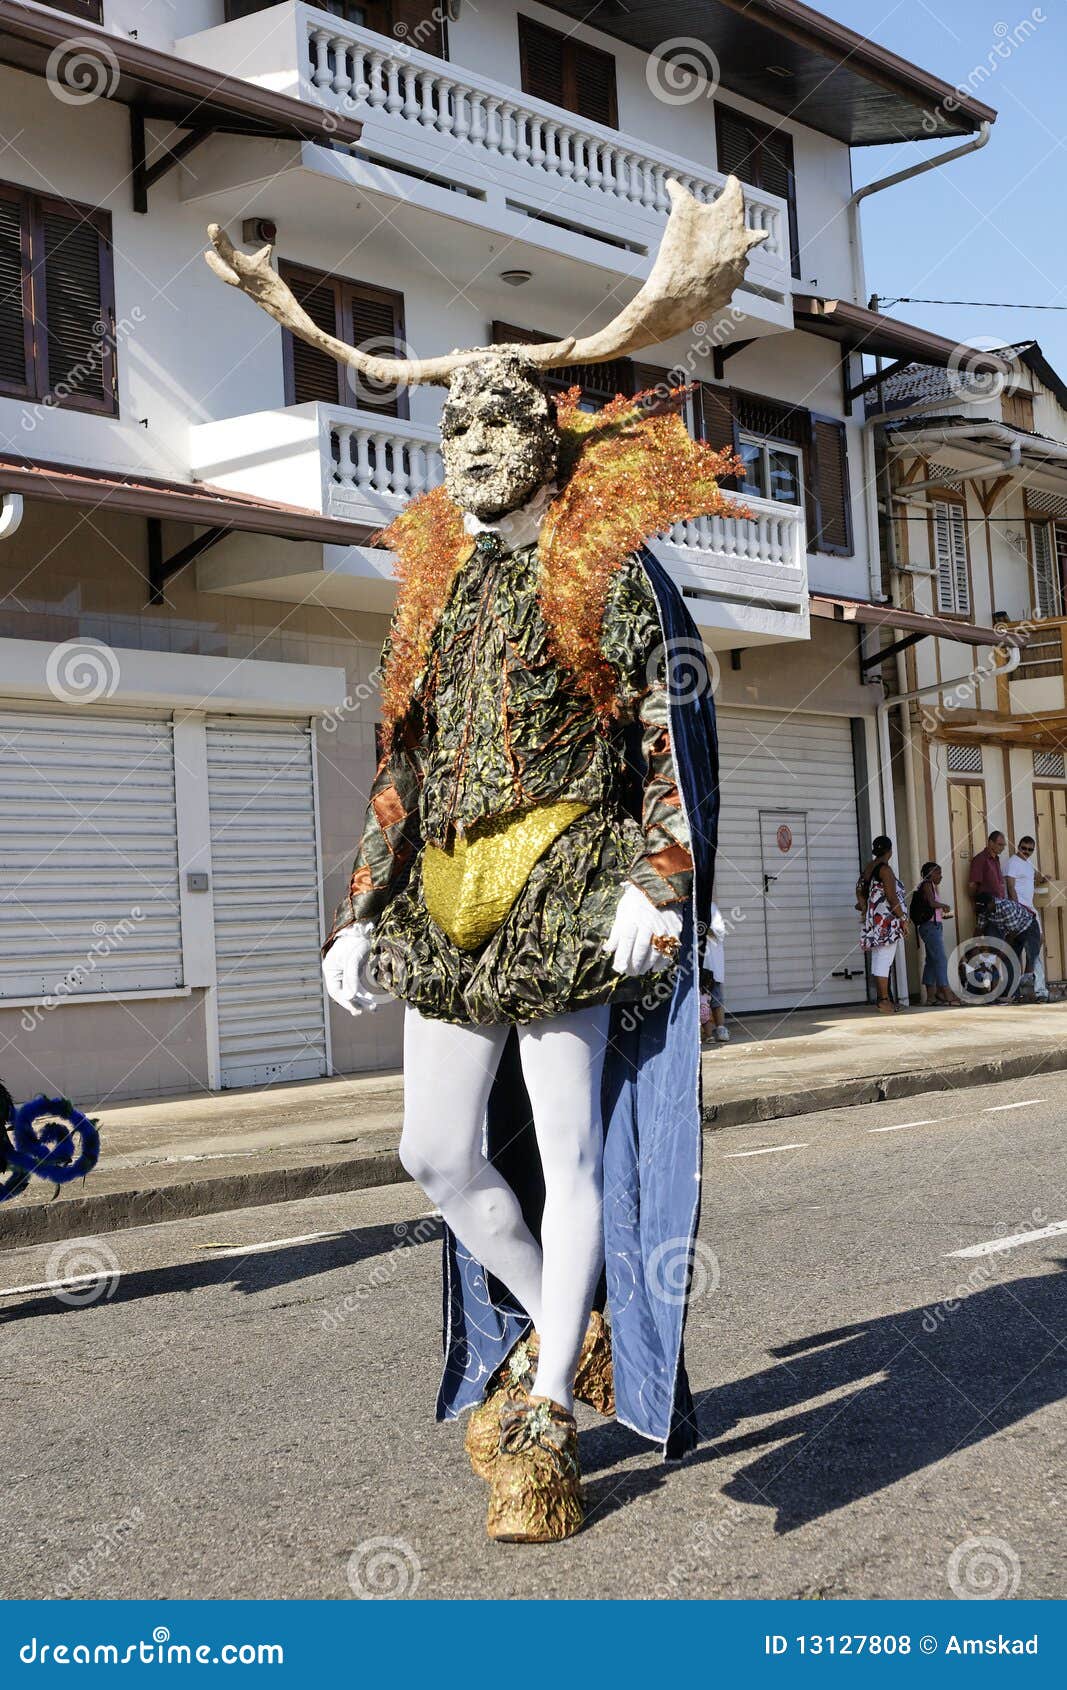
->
[722, 1142, 807, 1159]
[196, 1231, 338, 1258]
[869, 1118, 940, 1133]
[948, 1219, 1067, 1259]
[0, 1271, 118, 1300]
[982, 1099, 1046, 1112]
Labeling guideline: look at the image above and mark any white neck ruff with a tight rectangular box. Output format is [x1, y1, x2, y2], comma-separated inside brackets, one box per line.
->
[462, 481, 556, 553]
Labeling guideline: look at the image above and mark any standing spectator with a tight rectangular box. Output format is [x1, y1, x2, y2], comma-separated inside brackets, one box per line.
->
[700, 903, 729, 1044]
[1005, 835, 1050, 1002]
[967, 830, 1007, 926]
[859, 836, 910, 1013]
[910, 862, 960, 1006]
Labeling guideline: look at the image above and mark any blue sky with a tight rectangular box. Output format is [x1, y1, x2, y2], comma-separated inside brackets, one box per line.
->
[834, 0, 1067, 373]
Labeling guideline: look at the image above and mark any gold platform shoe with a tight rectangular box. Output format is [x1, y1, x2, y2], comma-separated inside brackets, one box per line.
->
[464, 1311, 614, 1480]
[486, 1395, 583, 1544]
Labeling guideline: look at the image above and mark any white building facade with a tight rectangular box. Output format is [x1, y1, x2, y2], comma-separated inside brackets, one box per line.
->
[0, 0, 996, 1100]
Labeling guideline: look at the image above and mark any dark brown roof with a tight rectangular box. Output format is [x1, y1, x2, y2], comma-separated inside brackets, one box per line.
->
[0, 453, 377, 547]
[812, 594, 1021, 648]
[0, 1, 363, 147]
[794, 295, 1012, 373]
[545, 0, 995, 144]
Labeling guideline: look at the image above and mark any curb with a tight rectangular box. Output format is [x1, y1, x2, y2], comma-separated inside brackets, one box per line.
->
[4, 1044, 1064, 1250]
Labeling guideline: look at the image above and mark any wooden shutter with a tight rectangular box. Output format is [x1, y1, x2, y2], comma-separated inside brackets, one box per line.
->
[575, 39, 618, 128]
[0, 187, 32, 398]
[46, 0, 103, 20]
[282, 263, 405, 416]
[715, 104, 800, 278]
[392, 0, 446, 57]
[933, 499, 970, 615]
[518, 16, 617, 128]
[37, 199, 115, 413]
[282, 265, 343, 406]
[344, 282, 406, 417]
[808, 415, 852, 556]
[694, 383, 739, 487]
[519, 16, 567, 108]
[1031, 521, 1060, 618]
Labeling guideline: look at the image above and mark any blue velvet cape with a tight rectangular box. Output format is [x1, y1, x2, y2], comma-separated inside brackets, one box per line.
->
[437, 550, 718, 1459]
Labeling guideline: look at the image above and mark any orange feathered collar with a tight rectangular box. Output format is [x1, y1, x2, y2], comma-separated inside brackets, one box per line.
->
[377, 388, 740, 744]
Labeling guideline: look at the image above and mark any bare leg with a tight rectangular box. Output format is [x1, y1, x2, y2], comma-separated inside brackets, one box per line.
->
[398, 1007, 545, 1330]
[517, 1005, 609, 1410]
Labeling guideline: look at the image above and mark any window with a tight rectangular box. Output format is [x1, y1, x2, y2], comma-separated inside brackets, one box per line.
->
[1029, 519, 1062, 619]
[0, 181, 117, 415]
[947, 744, 983, 774]
[44, 0, 103, 20]
[518, 16, 618, 128]
[696, 386, 851, 553]
[1002, 389, 1035, 431]
[932, 499, 971, 616]
[280, 263, 407, 417]
[737, 435, 803, 506]
[229, 0, 446, 52]
[1034, 749, 1066, 779]
[715, 105, 800, 279]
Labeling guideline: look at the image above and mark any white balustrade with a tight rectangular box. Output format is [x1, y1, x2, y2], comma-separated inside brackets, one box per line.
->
[303, 15, 785, 263]
[330, 417, 443, 511]
[327, 414, 803, 608]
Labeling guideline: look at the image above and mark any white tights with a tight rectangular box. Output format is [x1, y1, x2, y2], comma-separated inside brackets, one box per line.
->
[399, 1003, 609, 1411]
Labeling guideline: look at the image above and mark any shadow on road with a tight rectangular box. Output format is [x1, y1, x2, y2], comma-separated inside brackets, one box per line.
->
[583, 1259, 1067, 1534]
[0, 1215, 441, 1323]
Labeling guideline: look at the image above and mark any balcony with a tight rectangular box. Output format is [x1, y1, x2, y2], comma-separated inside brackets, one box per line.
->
[176, 4, 793, 334]
[998, 617, 1067, 716]
[189, 404, 808, 645]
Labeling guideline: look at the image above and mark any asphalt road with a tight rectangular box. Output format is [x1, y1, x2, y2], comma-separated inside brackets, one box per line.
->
[3, 1068, 1066, 1602]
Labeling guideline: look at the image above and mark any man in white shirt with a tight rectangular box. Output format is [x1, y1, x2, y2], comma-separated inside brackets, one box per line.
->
[1005, 836, 1050, 1001]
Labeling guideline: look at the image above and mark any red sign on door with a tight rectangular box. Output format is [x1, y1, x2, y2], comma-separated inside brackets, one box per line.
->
[776, 824, 793, 854]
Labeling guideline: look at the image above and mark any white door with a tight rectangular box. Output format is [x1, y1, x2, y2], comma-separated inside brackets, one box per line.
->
[714, 709, 868, 1012]
[759, 811, 816, 996]
[0, 710, 182, 1000]
[206, 720, 328, 1089]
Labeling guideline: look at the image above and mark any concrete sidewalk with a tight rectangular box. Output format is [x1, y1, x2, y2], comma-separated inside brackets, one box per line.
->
[6, 997, 1067, 1248]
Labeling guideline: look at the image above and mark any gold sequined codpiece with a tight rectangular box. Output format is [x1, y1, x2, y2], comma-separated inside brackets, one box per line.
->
[423, 801, 589, 950]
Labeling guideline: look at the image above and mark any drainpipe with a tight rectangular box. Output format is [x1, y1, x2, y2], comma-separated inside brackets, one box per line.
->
[876, 640, 1021, 1001]
[0, 493, 24, 539]
[847, 123, 992, 306]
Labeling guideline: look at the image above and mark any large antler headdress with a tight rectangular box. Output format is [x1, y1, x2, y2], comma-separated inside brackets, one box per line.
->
[205, 177, 765, 380]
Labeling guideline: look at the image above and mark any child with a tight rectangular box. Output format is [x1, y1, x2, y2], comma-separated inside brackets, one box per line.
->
[700, 903, 729, 1044]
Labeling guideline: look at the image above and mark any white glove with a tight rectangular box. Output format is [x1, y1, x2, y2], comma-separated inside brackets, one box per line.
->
[602, 884, 684, 977]
[322, 921, 379, 1016]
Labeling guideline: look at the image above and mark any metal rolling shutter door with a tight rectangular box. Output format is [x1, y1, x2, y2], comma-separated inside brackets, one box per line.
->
[0, 711, 182, 998]
[713, 709, 867, 1012]
[206, 720, 327, 1089]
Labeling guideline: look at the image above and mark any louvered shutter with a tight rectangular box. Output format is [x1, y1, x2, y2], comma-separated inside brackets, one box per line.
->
[933, 500, 971, 615]
[0, 189, 32, 397]
[809, 416, 852, 555]
[716, 105, 800, 277]
[1031, 520, 1060, 618]
[491, 318, 631, 409]
[519, 16, 567, 107]
[695, 383, 739, 486]
[39, 203, 113, 410]
[0, 712, 182, 1000]
[282, 266, 342, 406]
[206, 720, 327, 1089]
[345, 283, 404, 416]
[574, 39, 617, 127]
[392, 1, 446, 56]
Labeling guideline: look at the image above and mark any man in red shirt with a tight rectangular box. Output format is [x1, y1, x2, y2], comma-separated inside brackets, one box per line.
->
[968, 831, 1007, 905]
